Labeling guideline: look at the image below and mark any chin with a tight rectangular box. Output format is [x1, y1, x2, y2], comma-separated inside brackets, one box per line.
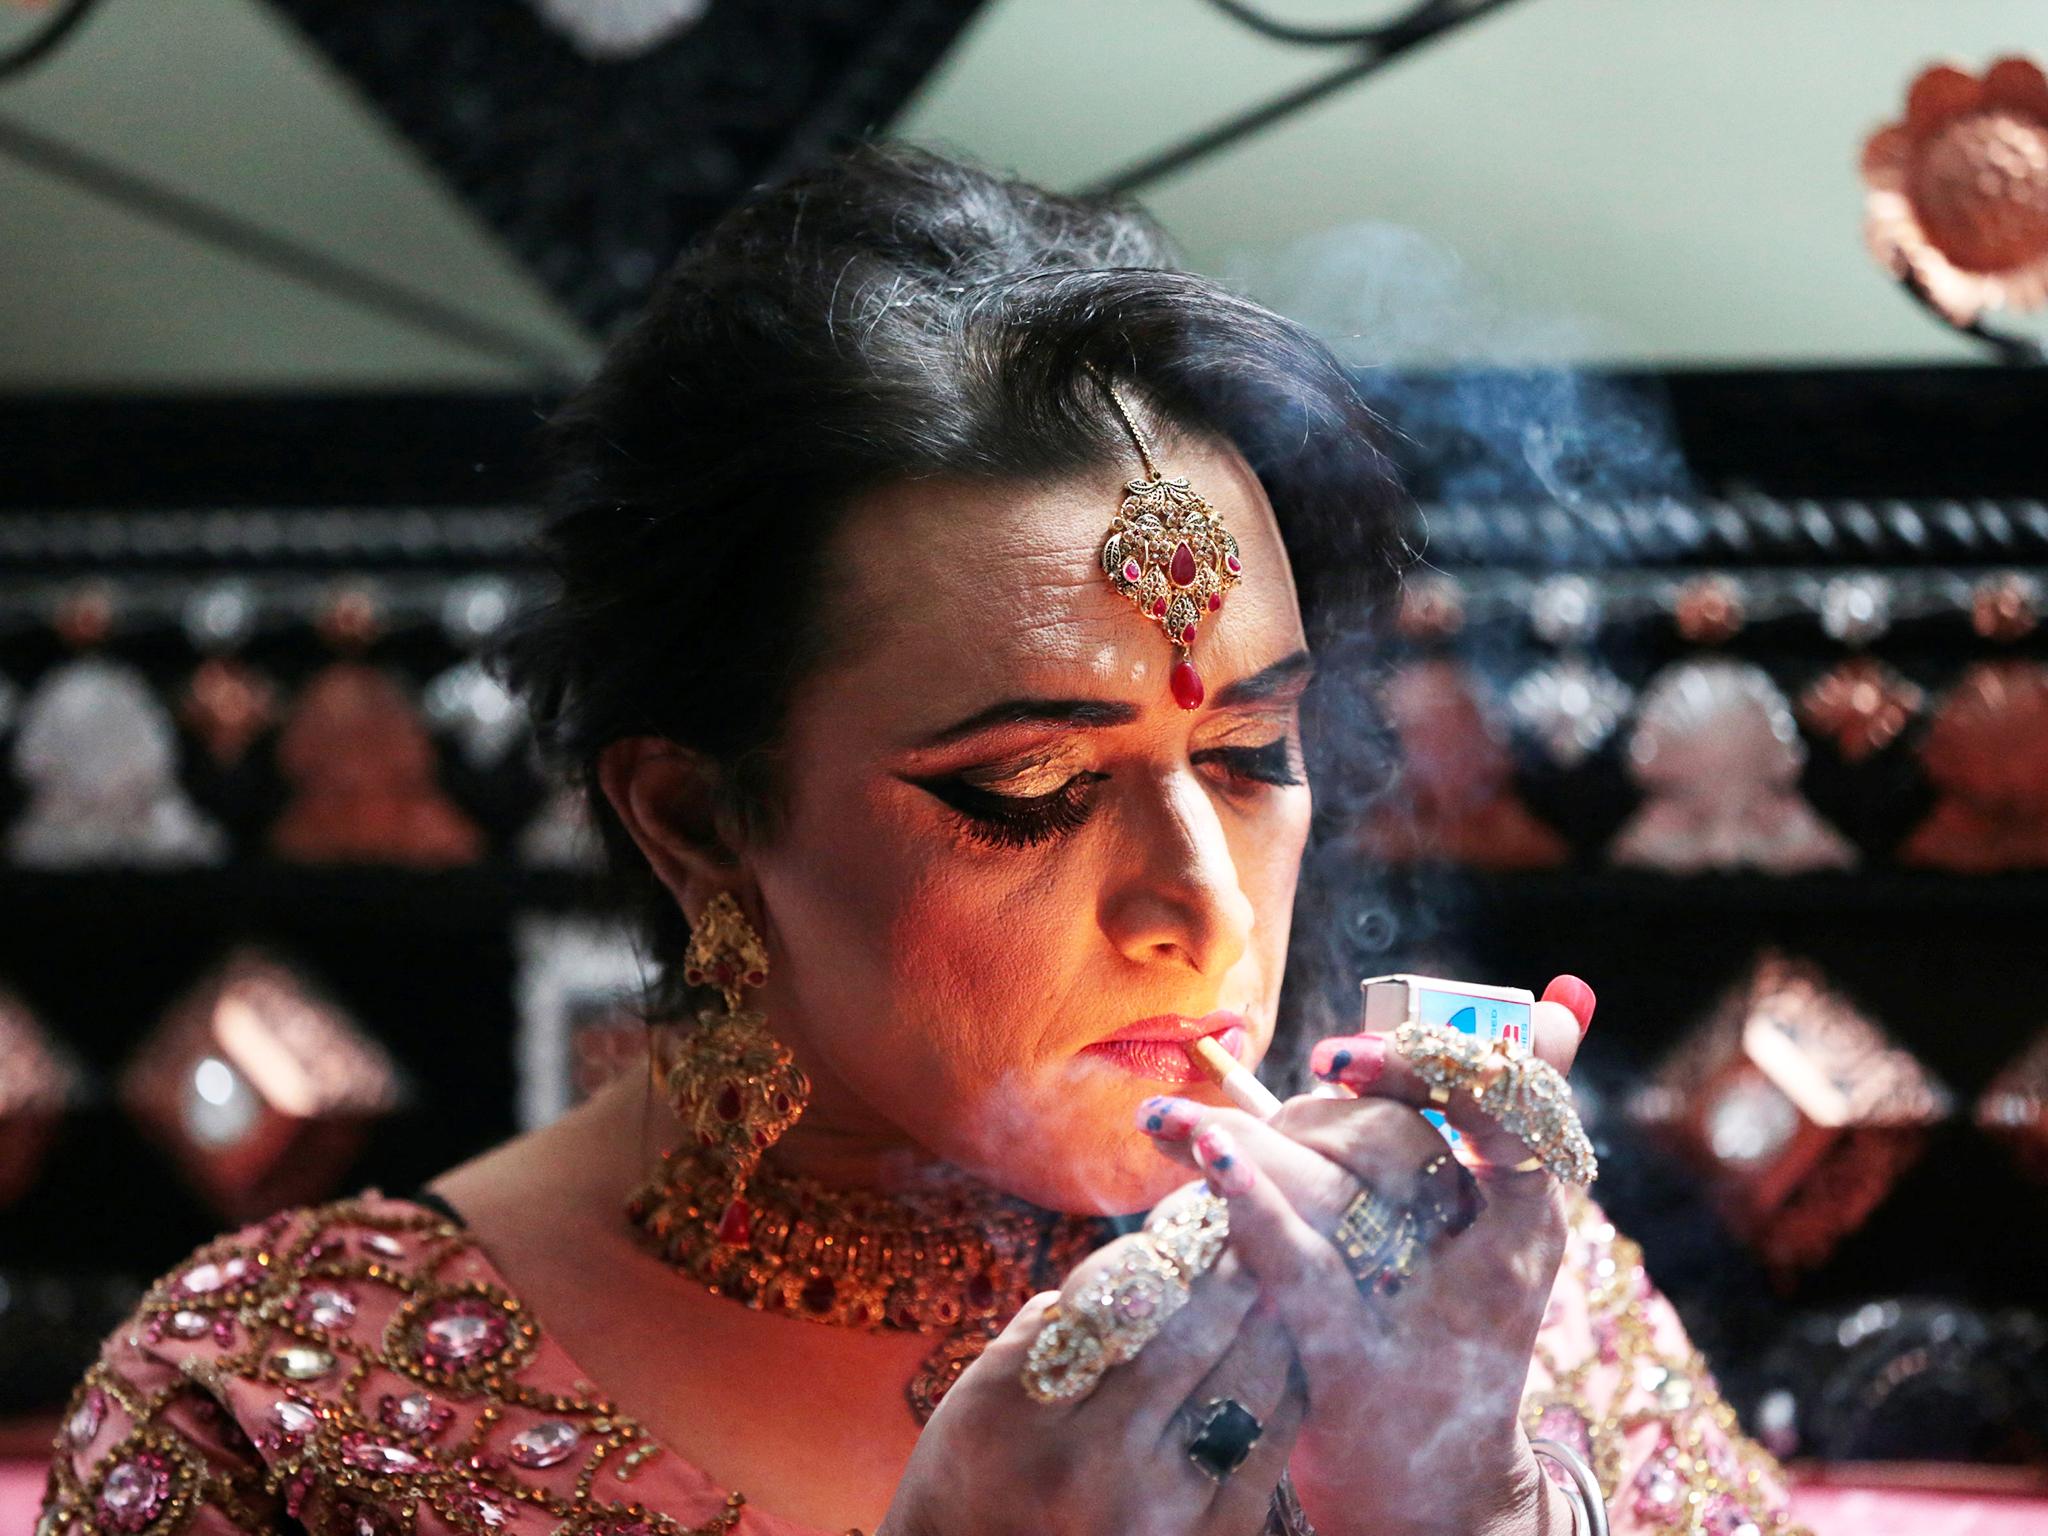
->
[947, 1095, 1202, 1217]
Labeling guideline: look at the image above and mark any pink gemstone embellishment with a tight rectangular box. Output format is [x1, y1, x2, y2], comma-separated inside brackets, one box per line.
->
[96, 1453, 173, 1534]
[1122, 560, 1141, 583]
[340, 1434, 429, 1476]
[361, 1233, 406, 1260]
[271, 1399, 318, 1438]
[1533, 1403, 1593, 1465]
[333, 1498, 400, 1536]
[299, 1287, 357, 1330]
[1701, 1495, 1763, 1536]
[508, 1418, 582, 1469]
[419, 1297, 510, 1369]
[179, 1256, 249, 1295]
[66, 1389, 106, 1448]
[1179, 624, 1196, 645]
[1150, 597, 1168, 617]
[1113, 1290, 1156, 1321]
[380, 1390, 452, 1438]
[1170, 659, 1205, 711]
[1168, 542, 1198, 587]
[1630, 1444, 1686, 1522]
[1224, 553, 1241, 575]
[167, 1309, 210, 1339]
[460, 1490, 513, 1530]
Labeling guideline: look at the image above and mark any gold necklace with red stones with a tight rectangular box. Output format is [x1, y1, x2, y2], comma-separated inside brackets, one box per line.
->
[626, 1140, 1113, 1421]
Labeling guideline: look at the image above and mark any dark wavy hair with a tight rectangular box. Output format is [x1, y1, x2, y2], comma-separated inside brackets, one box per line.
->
[496, 141, 1414, 1072]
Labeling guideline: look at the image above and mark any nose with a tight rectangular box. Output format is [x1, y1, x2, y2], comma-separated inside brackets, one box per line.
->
[1098, 767, 1255, 977]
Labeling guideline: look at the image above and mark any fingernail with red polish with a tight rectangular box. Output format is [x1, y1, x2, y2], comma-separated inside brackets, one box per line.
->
[1310, 1034, 1387, 1087]
[1136, 1095, 1202, 1140]
[1193, 1125, 1254, 1197]
[1543, 976, 1597, 1035]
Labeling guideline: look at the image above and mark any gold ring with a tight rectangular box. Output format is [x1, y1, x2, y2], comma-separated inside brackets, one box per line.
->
[1021, 1195, 1230, 1405]
[1392, 1022, 1599, 1188]
[1333, 1185, 1406, 1272]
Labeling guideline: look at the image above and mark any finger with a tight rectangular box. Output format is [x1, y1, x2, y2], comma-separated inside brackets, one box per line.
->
[1084, 1246, 1261, 1438]
[1200, 1355, 1306, 1536]
[1171, 1302, 1306, 1530]
[1303, 999, 1591, 1184]
[1137, 1101, 1499, 1324]
[1186, 1121, 1377, 1378]
[961, 1288, 1064, 1406]
[1140, 1095, 1447, 1232]
[1315, 974, 1596, 1085]
[1540, 974, 1598, 1056]
[1168, 1293, 1295, 1452]
[1267, 1095, 1487, 1241]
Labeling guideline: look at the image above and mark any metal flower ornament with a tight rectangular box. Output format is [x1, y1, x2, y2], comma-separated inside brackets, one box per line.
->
[1861, 56, 2048, 354]
[1093, 373, 1242, 711]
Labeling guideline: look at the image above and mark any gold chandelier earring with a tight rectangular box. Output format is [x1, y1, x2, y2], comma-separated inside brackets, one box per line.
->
[647, 891, 810, 1247]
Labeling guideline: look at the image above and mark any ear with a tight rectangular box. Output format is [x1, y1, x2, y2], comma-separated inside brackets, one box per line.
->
[596, 737, 745, 925]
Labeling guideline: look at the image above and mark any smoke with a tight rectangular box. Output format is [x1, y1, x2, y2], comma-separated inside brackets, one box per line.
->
[1226, 221, 1689, 508]
[1228, 222, 1692, 1066]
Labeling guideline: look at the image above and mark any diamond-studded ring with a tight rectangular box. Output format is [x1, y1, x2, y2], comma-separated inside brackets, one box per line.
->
[1020, 1243, 1189, 1405]
[1393, 1022, 1599, 1187]
[1020, 1207, 1227, 1406]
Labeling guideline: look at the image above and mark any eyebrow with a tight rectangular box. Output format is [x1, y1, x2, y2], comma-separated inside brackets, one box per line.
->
[913, 648, 1317, 749]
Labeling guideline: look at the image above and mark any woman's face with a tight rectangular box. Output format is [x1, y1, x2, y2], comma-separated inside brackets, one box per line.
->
[745, 435, 1312, 1214]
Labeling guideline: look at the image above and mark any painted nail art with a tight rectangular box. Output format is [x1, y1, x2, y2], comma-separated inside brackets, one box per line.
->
[1193, 1125, 1254, 1197]
[1542, 975, 1598, 1035]
[1136, 1095, 1202, 1139]
[1309, 1033, 1387, 1086]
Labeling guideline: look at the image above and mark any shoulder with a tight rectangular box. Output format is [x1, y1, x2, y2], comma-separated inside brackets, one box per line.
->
[39, 1193, 704, 1536]
[34, 1196, 389, 1533]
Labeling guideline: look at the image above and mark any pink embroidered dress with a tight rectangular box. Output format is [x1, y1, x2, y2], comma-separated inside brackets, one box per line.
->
[39, 1189, 1808, 1536]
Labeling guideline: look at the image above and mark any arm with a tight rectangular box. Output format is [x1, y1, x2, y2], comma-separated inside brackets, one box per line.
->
[38, 1321, 290, 1535]
[1519, 1189, 1810, 1536]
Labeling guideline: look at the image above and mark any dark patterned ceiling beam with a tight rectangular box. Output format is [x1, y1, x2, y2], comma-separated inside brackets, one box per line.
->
[259, 0, 986, 335]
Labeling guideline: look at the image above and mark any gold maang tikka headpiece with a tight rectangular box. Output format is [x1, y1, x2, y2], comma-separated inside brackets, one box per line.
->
[1093, 372, 1242, 709]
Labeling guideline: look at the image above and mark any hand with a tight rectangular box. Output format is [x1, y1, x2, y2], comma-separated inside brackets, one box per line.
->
[879, 1203, 1307, 1536]
[1135, 976, 1598, 1536]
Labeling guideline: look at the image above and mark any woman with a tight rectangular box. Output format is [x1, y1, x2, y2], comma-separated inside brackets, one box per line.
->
[40, 145, 1805, 1536]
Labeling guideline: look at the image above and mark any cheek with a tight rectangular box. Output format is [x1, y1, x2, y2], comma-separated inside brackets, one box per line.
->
[1238, 788, 1310, 912]
[758, 784, 1093, 1091]
[1233, 789, 1311, 1004]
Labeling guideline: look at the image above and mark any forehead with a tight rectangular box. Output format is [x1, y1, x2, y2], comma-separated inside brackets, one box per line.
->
[815, 438, 1304, 732]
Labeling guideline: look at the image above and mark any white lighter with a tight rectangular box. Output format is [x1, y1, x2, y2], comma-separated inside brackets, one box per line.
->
[1359, 973, 1535, 1146]
[1360, 973, 1536, 1053]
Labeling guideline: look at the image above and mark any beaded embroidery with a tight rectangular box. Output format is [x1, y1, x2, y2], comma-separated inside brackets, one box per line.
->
[40, 1189, 1810, 1536]
[1518, 1190, 1812, 1536]
[37, 1195, 768, 1536]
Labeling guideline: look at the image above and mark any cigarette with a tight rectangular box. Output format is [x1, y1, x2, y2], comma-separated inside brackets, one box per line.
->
[1186, 1036, 1284, 1120]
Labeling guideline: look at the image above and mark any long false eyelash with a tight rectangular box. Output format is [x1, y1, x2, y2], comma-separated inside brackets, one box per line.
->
[912, 737, 1301, 850]
[1198, 738, 1304, 788]
[911, 773, 1106, 849]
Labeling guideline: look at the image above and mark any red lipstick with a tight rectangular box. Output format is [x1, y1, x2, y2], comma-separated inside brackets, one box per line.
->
[1084, 1011, 1249, 1083]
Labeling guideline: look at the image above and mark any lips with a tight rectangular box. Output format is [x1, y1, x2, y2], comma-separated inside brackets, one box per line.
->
[1099, 1009, 1250, 1045]
[1083, 1011, 1251, 1084]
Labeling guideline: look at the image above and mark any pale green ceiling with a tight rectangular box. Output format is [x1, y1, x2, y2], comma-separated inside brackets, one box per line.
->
[0, 0, 590, 388]
[1, 0, 2041, 387]
[898, 0, 2048, 368]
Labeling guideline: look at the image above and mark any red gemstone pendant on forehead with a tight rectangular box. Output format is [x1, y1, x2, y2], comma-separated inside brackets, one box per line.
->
[1093, 375, 1242, 709]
